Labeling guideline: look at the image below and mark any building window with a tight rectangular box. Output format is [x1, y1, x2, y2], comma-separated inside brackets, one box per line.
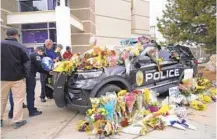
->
[19, 0, 48, 12]
[22, 30, 48, 43]
[21, 23, 56, 44]
[19, 0, 69, 12]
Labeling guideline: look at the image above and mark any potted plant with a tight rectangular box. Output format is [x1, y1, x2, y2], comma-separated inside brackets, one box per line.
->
[149, 102, 160, 113]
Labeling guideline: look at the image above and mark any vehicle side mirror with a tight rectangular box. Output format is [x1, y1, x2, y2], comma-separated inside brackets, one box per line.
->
[138, 55, 151, 63]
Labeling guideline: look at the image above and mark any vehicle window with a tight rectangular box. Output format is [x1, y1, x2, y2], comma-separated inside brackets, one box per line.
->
[159, 48, 172, 61]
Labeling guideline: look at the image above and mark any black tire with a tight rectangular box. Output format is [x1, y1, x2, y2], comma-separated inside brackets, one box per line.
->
[97, 84, 122, 97]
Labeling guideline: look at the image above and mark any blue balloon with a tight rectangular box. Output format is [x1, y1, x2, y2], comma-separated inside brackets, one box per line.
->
[41, 57, 53, 71]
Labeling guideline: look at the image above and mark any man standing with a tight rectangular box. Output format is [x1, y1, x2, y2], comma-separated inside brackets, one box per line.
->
[40, 39, 57, 102]
[1, 28, 30, 129]
[27, 46, 51, 116]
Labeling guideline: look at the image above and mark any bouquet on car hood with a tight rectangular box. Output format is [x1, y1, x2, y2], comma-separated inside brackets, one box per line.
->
[146, 47, 163, 71]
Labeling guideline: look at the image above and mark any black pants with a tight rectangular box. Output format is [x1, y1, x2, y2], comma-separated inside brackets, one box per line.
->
[26, 75, 37, 114]
[40, 73, 53, 99]
[40, 73, 47, 99]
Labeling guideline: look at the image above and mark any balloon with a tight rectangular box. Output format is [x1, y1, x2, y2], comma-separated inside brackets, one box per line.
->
[41, 57, 53, 71]
[89, 37, 97, 47]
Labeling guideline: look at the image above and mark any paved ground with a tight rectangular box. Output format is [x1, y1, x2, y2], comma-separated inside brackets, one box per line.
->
[1, 80, 216, 139]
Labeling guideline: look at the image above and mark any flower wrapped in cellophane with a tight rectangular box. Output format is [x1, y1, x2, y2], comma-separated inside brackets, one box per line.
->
[146, 47, 163, 71]
[132, 90, 143, 110]
[86, 107, 108, 123]
[107, 50, 118, 67]
[120, 50, 130, 60]
[90, 98, 100, 108]
[208, 87, 217, 102]
[117, 96, 127, 117]
[101, 92, 117, 121]
[118, 90, 128, 97]
[190, 100, 206, 111]
[198, 94, 212, 103]
[145, 117, 166, 130]
[125, 94, 136, 117]
[92, 120, 118, 139]
[143, 88, 150, 108]
[179, 79, 194, 96]
[77, 120, 92, 132]
[194, 77, 212, 94]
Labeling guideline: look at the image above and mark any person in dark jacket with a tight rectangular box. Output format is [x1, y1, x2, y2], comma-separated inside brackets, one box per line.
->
[55, 44, 63, 61]
[40, 39, 57, 102]
[27, 46, 51, 117]
[1, 28, 30, 129]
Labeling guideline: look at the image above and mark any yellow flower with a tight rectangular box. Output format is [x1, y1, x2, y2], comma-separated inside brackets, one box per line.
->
[190, 100, 206, 111]
[118, 90, 128, 97]
[203, 95, 212, 103]
[195, 85, 206, 90]
[156, 104, 171, 114]
[144, 88, 150, 105]
[209, 88, 217, 95]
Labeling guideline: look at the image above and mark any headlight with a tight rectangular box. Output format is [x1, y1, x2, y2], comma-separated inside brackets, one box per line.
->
[77, 71, 103, 80]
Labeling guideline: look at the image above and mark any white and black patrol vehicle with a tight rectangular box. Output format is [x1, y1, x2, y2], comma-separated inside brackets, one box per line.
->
[51, 43, 198, 112]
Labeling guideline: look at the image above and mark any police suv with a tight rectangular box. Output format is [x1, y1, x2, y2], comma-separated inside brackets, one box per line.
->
[52, 44, 198, 112]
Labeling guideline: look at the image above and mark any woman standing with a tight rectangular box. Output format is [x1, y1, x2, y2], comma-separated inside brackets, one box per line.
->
[63, 46, 73, 60]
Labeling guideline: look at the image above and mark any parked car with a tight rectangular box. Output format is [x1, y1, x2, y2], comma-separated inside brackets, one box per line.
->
[50, 44, 197, 112]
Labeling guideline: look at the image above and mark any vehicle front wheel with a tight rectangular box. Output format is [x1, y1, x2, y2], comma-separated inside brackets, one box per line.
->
[97, 84, 122, 97]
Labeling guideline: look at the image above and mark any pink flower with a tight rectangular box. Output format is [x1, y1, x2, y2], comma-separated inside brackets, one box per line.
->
[125, 94, 135, 112]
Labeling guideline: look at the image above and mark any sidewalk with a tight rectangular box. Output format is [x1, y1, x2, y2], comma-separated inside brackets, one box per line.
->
[1, 81, 216, 139]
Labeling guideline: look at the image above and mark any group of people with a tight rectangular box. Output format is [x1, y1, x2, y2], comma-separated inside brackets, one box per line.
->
[1, 28, 73, 129]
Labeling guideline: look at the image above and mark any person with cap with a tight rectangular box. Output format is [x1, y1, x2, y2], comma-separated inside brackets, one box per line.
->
[26, 46, 52, 117]
[63, 46, 73, 60]
[40, 39, 57, 102]
[55, 44, 63, 61]
[1, 28, 30, 129]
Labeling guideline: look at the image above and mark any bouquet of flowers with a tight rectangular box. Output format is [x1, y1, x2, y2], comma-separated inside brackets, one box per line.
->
[153, 104, 171, 116]
[118, 90, 128, 97]
[53, 61, 73, 73]
[190, 100, 206, 111]
[101, 93, 117, 121]
[138, 36, 151, 44]
[194, 77, 212, 94]
[146, 48, 163, 71]
[135, 92, 143, 110]
[143, 88, 150, 108]
[92, 120, 116, 139]
[77, 120, 91, 132]
[90, 98, 100, 108]
[149, 102, 160, 113]
[120, 50, 130, 60]
[125, 94, 136, 117]
[179, 79, 193, 96]
[145, 117, 165, 130]
[107, 51, 118, 67]
[198, 94, 212, 103]
[117, 96, 127, 117]
[171, 51, 180, 60]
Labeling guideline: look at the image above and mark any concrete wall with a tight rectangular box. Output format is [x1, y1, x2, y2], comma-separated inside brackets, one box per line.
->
[95, 0, 150, 46]
[95, 0, 131, 45]
[131, 0, 150, 36]
[1, 0, 19, 40]
[69, 0, 96, 53]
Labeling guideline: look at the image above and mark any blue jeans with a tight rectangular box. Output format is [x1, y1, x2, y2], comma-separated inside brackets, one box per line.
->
[9, 89, 14, 112]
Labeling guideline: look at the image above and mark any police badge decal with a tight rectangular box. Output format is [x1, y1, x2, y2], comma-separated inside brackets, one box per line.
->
[136, 70, 144, 86]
